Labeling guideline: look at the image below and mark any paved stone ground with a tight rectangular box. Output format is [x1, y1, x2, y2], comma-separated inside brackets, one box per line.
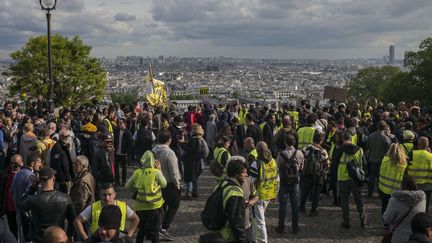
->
[117, 166, 384, 242]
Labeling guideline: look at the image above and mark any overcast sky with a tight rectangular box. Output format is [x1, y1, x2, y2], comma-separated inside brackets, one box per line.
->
[1, 0, 431, 59]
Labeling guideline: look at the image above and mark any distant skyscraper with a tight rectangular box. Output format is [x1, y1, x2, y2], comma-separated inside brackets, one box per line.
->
[389, 45, 395, 65]
[140, 57, 144, 66]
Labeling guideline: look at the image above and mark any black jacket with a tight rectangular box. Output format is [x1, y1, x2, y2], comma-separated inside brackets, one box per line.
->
[92, 147, 115, 184]
[17, 190, 76, 243]
[114, 128, 133, 155]
[223, 178, 248, 243]
[246, 124, 263, 145]
[50, 141, 74, 183]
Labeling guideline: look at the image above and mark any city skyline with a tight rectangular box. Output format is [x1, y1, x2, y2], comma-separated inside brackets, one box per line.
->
[1, 0, 432, 59]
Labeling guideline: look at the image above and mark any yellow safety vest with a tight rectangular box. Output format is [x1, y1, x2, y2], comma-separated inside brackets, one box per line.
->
[351, 134, 358, 145]
[214, 147, 231, 179]
[249, 149, 258, 161]
[219, 179, 244, 242]
[259, 122, 266, 131]
[238, 109, 249, 125]
[90, 200, 127, 233]
[379, 156, 407, 195]
[401, 143, 414, 155]
[103, 118, 114, 135]
[287, 111, 299, 129]
[133, 168, 164, 210]
[297, 127, 316, 150]
[408, 150, 432, 185]
[257, 159, 278, 200]
[337, 148, 363, 181]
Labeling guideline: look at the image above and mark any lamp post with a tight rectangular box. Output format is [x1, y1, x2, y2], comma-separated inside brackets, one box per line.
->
[39, 0, 57, 110]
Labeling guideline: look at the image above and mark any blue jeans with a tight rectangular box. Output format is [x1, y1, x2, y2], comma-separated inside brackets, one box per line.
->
[277, 184, 299, 231]
[186, 179, 198, 194]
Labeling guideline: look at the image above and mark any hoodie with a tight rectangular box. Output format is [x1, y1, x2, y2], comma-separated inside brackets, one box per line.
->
[383, 190, 427, 243]
[152, 144, 181, 190]
[125, 151, 167, 211]
[336, 143, 364, 182]
[19, 131, 37, 163]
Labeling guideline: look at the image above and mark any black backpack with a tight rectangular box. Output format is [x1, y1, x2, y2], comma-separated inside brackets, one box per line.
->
[304, 147, 323, 177]
[201, 182, 231, 230]
[280, 150, 299, 186]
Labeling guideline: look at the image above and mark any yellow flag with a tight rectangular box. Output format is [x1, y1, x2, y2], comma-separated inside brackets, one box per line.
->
[146, 65, 167, 109]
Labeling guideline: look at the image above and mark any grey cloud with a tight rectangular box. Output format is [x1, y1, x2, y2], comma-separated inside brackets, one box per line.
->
[114, 13, 137, 22]
[59, 0, 85, 13]
[151, 0, 432, 50]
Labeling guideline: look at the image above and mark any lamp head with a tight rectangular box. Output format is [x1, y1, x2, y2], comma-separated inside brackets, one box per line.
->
[39, 0, 57, 11]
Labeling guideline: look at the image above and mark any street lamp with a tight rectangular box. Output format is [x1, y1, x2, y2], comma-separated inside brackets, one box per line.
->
[39, 0, 57, 110]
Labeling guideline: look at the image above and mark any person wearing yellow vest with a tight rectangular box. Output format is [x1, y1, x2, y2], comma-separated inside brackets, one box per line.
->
[249, 142, 278, 243]
[337, 131, 367, 229]
[297, 113, 317, 150]
[83, 205, 134, 243]
[74, 183, 139, 240]
[378, 143, 408, 215]
[125, 150, 167, 243]
[401, 130, 415, 155]
[238, 104, 249, 125]
[408, 137, 432, 212]
[103, 109, 117, 138]
[218, 158, 249, 242]
[274, 115, 297, 153]
[244, 137, 258, 166]
[213, 136, 232, 180]
[299, 132, 329, 217]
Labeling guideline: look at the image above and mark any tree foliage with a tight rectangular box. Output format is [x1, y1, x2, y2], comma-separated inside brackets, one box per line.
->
[111, 93, 138, 106]
[4, 35, 107, 107]
[347, 66, 401, 101]
[348, 37, 432, 105]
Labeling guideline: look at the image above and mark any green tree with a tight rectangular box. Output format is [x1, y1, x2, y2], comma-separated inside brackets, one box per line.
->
[4, 35, 107, 107]
[347, 66, 401, 101]
[111, 93, 138, 106]
[403, 37, 432, 105]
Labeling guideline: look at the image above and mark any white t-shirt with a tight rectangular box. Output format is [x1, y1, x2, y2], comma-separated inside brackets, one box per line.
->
[79, 201, 134, 222]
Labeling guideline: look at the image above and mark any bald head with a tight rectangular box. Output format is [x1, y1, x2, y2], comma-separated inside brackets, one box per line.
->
[418, 137, 429, 150]
[43, 226, 68, 243]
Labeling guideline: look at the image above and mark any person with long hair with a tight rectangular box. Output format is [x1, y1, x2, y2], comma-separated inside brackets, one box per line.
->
[379, 143, 409, 215]
[183, 124, 209, 200]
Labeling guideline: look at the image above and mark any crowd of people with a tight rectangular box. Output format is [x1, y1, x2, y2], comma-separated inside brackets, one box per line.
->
[0, 95, 432, 243]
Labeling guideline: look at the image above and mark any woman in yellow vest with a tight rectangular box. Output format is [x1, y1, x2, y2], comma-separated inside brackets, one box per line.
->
[125, 151, 167, 243]
[379, 143, 408, 215]
[213, 136, 232, 180]
[249, 142, 278, 243]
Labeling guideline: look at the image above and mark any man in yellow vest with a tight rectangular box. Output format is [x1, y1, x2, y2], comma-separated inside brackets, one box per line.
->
[297, 113, 317, 150]
[73, 183, 139, 240]
[249, 142, 278, 243]
[213, 136, 232, 180]
[402, 130, 415, 155]
[408, 137, 432, 212]
[126, 150, 167, 242]
[337, 131, 367, 229]
[238, 103, 249, 125]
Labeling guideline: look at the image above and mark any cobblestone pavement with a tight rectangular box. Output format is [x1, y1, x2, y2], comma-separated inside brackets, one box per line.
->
[117, 166, 384, 242]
